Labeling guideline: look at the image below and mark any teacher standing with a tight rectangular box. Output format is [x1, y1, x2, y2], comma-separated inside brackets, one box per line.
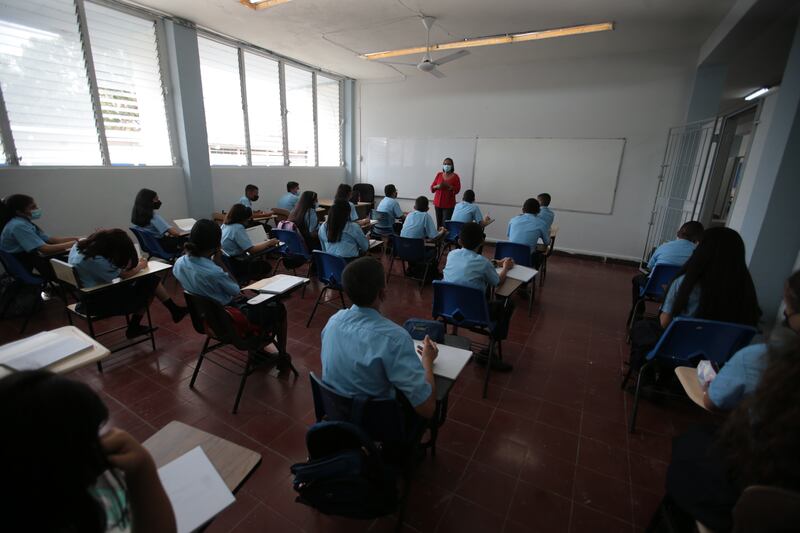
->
[430, 157, 461, 228]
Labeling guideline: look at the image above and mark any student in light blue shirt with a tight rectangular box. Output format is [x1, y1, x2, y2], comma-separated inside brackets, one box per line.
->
[130, 188, 186, 253]
[287, 190, 321, 251]
[321, 256, 439, 419]
[173, 219, 289, 355]
[68, 229, 187, 338]
[238, 184, 267, 218]
[536, 193, 555, 229]
[451, 190, 491, 227]
[277, 181, 300, 211]
[507, 198, 549, 267]
[401, 196, 445, 240]
[335, 183, 369, 226]
[319, 199, 369, 260]
[375, 184, 405, 234]
[221, 204, 279, 257]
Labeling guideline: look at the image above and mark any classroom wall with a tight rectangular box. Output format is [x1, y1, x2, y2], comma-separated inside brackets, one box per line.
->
[357, 48, 699, 261]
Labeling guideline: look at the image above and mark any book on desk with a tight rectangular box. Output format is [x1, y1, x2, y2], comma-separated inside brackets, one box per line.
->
[0, 330, 92, 371]
[174, 218, 197, 232]
[495, 264, 538, 283]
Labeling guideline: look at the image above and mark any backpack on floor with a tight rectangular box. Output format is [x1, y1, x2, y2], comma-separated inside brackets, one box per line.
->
[290, 420, 398, 519]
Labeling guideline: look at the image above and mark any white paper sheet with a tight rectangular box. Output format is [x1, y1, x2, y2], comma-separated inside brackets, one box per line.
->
[496, 264, 538, 283]
[369, 239, 382, 249]
[414, 341, 472, 380]
[0, 331, 92, 371]
[246, 224, 269, 243]
[157, 446, 235, 533]
[174, 218, 197, 232]
[257, 274, 307, 294]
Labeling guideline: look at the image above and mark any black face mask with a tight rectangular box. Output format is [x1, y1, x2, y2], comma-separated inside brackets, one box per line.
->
[252, 195, 259, 202]
[153, 201, 162, 210]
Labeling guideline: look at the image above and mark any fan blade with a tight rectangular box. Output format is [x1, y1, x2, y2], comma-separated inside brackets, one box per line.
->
[433, 50, 469, 66]
[378, 61, 417, 66]
[428, 68, 446, 78]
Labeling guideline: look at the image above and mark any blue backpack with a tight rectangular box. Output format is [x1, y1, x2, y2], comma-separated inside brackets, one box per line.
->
[290, 420, 398, 519]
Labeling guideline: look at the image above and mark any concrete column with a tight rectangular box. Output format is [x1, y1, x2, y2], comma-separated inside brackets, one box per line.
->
[343, 78, 356, 184]
[686, 64, 728, 123]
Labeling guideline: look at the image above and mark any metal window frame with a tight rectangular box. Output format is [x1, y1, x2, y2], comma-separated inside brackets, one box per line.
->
[279, 61, 289, 166]
[0, 84, 19, 165]
[154, 18, 181, 166]
[312, 71, 319, 167]
[338, 78, 344, 167]
[238, 48, 253, 166]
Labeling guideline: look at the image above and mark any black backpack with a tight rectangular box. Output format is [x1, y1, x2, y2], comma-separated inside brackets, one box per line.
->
[290, 420, 398, 519]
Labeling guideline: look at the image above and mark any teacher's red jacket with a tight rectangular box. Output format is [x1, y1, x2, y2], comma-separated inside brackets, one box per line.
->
[430, 172, 461, 209]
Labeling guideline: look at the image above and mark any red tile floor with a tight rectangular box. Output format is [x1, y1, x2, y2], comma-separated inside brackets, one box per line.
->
[0, 249, 720, 532]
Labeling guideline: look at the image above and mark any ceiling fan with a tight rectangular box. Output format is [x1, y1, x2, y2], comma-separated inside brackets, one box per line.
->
[378, 17, 470, 78]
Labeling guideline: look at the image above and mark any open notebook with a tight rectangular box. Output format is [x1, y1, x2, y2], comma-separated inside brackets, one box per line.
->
[0, 331, 92, 371]
[413, 341, 472, 380]
[173, 218, 197, 232]
[246, 224, 269, 243]
[250, 274, 308, 294]
[496, 264, 538, 283]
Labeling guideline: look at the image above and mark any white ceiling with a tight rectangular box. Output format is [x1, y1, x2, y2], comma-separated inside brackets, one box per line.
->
[134, 0, 736, 79]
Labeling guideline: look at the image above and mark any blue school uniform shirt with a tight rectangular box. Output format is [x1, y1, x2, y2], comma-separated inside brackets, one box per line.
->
[319, 221, 368, 258]
[443, 248, 499, 293]
[400, 210, 437, 239]
[376, 197, 404, 230]
[173, 255, 240, 306]
[278, 192, 299, 211]
[304, 209, 319, 233]
[507, 213, 550, 249]
[348, 202, 359, 222]
[321, 305, 432, 407]
[661, 274, 701, 317]
[647, 238, 696, 270]
[451, 201, 483, 224]
[0, 216, 50, 253]
[239, 196, 252, 209]
[134, 213, 171, 238]
[221, 223, 253, 257]
[708, 343, 768, 410]
[68, 244, 121, 288]
[538, 206, 555, 229]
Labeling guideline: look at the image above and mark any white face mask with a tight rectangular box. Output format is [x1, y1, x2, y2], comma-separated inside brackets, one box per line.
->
[442, 164, 453, 173]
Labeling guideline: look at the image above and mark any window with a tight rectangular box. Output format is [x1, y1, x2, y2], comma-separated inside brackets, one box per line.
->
[244, 52, 282, 165]
[198, 37, 246, 165]
[284, 64, 314, 166]
[84, 2, 171, 165]
[317, 75, 341, 166]
[0, 0, 102, 165]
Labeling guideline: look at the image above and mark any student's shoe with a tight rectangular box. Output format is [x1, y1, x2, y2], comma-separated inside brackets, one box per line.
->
[473, 351, 513, 372]
[171, 307, 189, 323]
[125, 324, 152, 339]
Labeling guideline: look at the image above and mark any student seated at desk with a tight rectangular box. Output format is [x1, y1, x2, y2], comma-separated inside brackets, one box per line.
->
[701, 270, 800, 411]
[288, 190, 321, 252]
[239, 184, 267, 217]
[277, 181, 300, 211]
[0, 370, 176, 533]
[173, 219, 288, 356]
[335, 183, 369, 227]
[0, 194, 80, 277]
[400, 196, 446, 241]
[321, 257, 439, 420]
[536, 193, 555, 230]
[69, 229, 187, 338]
[628, 227, 761, 372]
[375, 184, 405, 234]
[319, 199, 368, 261]
[130, 189, 186, 253]
[443, 222, 516, 371]
[451, 190, 491, 227]
[507, 198, 550, 268]
[221, 204, 279, 281]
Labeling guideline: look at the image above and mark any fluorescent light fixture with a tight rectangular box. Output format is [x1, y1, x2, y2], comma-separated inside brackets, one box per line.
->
[240, 0, 293, 10]
[362, 22, 614, 60]
[744, 87, 770, 101]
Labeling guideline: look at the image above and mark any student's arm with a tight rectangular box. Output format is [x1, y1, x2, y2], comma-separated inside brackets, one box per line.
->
[165, 227, 184, 237]
[497, 258, 513, 285]
[120, 258, 148, 279]
[38, 241, 76, 254]
[659, 312, 672, 329]
[659, 279, 680, 328]
[413, 336, 438, 419]
[48, 236, 81, 244]
[251, 238, 280, 254]
[540, 227, 550, 246]
[101, 428, 177, 533]
[352, 224, 369, 252]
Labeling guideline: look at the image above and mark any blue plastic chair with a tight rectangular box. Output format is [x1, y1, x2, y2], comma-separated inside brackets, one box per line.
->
[627, 317, 758, 433]
[0, 250, 47, 333]
[494, 241, 537, 316]
[442, 220, 464, 254]
[432, 280, 500, 398]
[388, 235, 435, 292]
[307, 251, 347, 327]
[402, 319, 445, 343]
[129, 226, 179, 263]
[370, 209, 394, 238]
[272, 228, 312, 276]
[627, 263, 682, 333]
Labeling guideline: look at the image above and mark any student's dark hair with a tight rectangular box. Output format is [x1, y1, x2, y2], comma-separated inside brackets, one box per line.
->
[184, 219, 221, 256]
[77, 229, 138, 270]
[522, 198, 541, 215]
[326, 199, 351, 243]
[415, 196, 429, 212]
[716, 336, 800, 493]
[462, 190, 476, 203]
[677, 220, 704, 242]
[289, 190, 318, 231]
[335, 183, 352, 201]
[384, 184, 397, 197]
[131, 188, 157, 227]
[349, 190, 360, 204]
[343, 257, 385, 306]
[670, 227, 761, 326]
[786, 270, 800, 312]
[245, 184, 258, 193]
[537, 193, 551, 206]
[443, 157, 454, 171]
[0, 370, 126, 533]
[286, 181, 299, 192]
[459, 222, 485, 250]
[0, 194, 35, 228]
[224, 203, 252, 225]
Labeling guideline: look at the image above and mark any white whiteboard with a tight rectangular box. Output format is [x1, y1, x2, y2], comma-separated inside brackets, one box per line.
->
[365, 137, 476, 200]
[473, 138, 625, 214]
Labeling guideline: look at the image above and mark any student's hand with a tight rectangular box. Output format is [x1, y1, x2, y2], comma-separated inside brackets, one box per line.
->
[482, 215, 492, 225]
[265, 238, 280, 247]
[416, 335, 439, 364]
[502, 258, 514, 270]
[136, 257, 148, 270]
[101, 428, 156, 479]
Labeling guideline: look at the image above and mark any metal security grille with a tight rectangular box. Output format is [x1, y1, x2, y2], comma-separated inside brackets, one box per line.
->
[641, 117, 722, 265]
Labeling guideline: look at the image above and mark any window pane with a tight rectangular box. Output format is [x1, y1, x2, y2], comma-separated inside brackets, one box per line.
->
[317, 75, 341, 166]
[198, 36, 246, 165]
[244, 52, 282, 165]
[284, 64, 314, 166]
[84, 2, 172, 165]
[0, 0, 101, 165]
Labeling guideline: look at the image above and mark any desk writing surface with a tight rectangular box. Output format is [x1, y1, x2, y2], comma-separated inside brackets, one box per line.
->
[144, 420, 261, 493]
[675, 366, 710, 411]
[496, 277, 523, 298]
[0, 326, 110, 378]
[81, 261, 171, 293]
[243, 274, 310, 293]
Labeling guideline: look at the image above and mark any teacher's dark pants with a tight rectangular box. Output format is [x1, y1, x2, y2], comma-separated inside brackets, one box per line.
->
[434, 207, 453, 229]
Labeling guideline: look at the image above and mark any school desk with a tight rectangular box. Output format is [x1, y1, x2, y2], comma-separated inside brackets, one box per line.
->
[0, 325, 110, 378]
